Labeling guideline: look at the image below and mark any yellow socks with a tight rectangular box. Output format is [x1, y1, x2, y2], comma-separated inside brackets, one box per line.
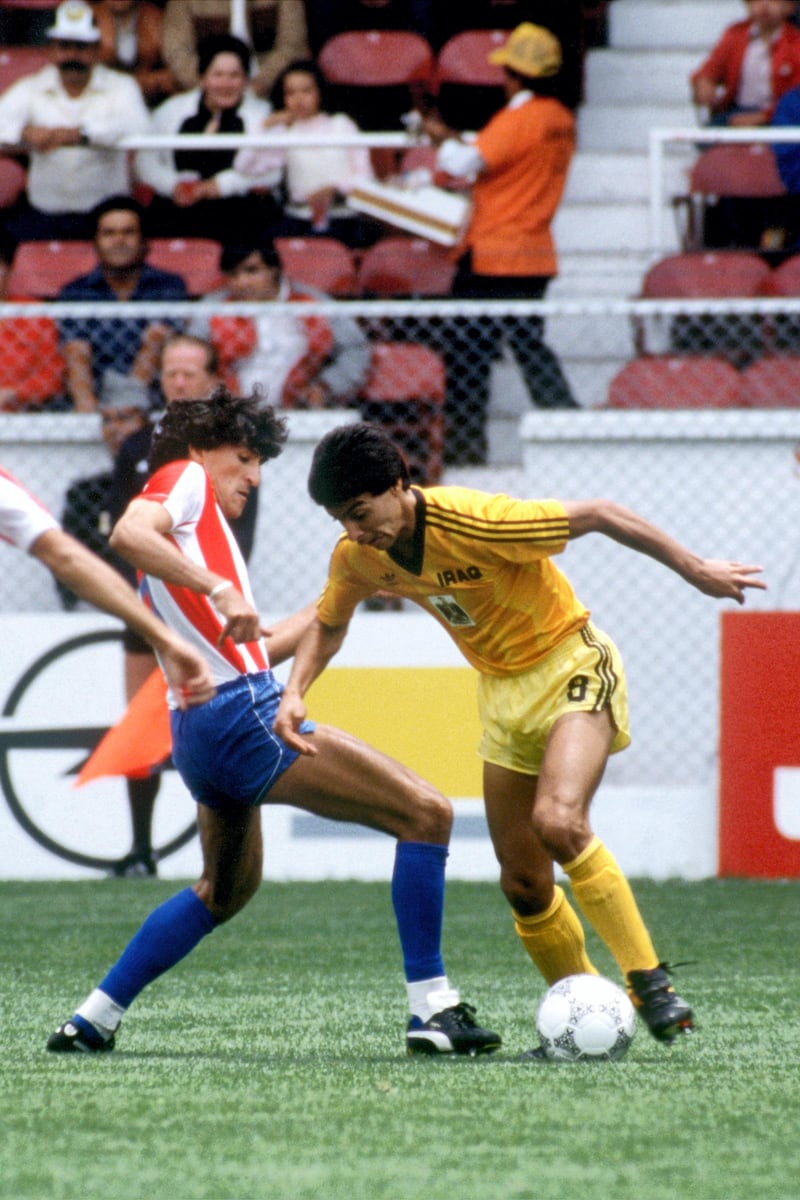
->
[513, 885, 597, 985]
[564, 837, 659, 978]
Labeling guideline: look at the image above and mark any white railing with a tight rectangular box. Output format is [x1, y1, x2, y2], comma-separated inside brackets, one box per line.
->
[648, 124, 800, 255]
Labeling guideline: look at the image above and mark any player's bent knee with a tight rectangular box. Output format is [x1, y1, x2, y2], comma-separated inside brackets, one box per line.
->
[531, 803, 588, 861]
[403, 786, 452, 843]
[499, 867, 553, 915]
[194, 872, 261, 924]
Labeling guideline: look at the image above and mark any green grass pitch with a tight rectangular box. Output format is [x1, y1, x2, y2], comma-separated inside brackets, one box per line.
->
[2, 877, 799, 1200]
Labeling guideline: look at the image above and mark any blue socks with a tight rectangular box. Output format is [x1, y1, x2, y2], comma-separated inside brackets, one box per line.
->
[99, 887, 216, 1008]
[391, 841, 448, 983]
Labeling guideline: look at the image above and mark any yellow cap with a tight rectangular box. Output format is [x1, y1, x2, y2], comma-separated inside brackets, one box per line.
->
[488, 23, 562, 79]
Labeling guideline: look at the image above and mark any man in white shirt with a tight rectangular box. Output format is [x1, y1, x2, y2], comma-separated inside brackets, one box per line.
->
[0, 0, 150, 246]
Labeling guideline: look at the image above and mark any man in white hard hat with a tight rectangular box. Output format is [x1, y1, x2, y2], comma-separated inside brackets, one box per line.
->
[0, 0, 150, 246]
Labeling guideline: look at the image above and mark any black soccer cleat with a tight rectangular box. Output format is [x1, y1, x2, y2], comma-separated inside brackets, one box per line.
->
[46, 1020, 116, 1054]
[627, 964, 694, 1043]
[406, 1002, 502, 1057]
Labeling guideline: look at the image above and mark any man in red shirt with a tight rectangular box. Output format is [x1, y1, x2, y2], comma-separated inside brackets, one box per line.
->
[691, 0, 800, 126]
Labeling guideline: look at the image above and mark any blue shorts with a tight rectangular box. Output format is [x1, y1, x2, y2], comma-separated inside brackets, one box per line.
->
[170, 671, 315, 810]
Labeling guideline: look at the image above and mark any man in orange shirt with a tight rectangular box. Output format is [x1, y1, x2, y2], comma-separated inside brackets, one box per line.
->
[423, 22, 577, 466]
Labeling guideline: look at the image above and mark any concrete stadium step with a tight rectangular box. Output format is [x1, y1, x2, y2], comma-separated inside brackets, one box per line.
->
[563, 149, 690, 204]
[554, 200, 679, 256]
[578, 102, 698, 153]
[584, 48, 701, 106]
[609, 0, 741, 51]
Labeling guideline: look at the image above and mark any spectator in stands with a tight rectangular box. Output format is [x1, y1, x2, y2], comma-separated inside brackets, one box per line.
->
[0, 0, 150, 247]
[94, 0, 176, 108]
[191, 241, 370, 408]
[135, 33, 281, 242]
[234, 59, 383, 248]
[161, 0, 309, 101]
[421, 22, 578, 465]
[690, 0, 800, 127]
[57, 195, 188, 411]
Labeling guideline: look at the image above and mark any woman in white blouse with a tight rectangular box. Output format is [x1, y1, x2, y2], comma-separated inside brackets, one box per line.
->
[135, 32, 281, 242]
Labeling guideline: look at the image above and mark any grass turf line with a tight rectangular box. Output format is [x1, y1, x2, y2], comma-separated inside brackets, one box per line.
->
[1, 878, 799, 1200]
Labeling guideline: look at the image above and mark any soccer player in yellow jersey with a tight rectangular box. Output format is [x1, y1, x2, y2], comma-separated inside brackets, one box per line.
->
[274, 423, 768, 1054]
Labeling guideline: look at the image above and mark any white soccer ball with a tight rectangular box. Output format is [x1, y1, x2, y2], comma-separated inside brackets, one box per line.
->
[535, 973, 636, 1062]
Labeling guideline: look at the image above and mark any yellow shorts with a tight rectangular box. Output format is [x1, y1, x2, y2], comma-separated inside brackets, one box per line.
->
[477, 622, 631, 776]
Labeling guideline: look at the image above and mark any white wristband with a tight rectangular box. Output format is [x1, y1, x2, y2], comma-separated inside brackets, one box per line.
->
[208, 580, 233, 601]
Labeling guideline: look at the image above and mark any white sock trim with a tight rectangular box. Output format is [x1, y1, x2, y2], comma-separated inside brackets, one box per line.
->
[406, 976, 460, 1021]
[76, 989, 126, 1038]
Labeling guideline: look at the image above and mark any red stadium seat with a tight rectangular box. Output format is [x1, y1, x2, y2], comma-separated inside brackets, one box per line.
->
[318, 30, 434, 87]
[768, 254, 800, 295]
[6, 240, 96, 298]
[146, 238, 223, 296]
[0, 312, 64, 410]
[740, 356, 800, 407]
[357, 236, 455, 297]
[318, 30, 435, 142]
[636, 251, 774, 364]
[607, 356, 743, 409]
[640, 251, 774, 299]
[0, 46, 50, 92]
[676, 144, 787, 250]
[434, 30, 508, 129]
[359, 342, 446, 483]
[274, 236, 358, 297]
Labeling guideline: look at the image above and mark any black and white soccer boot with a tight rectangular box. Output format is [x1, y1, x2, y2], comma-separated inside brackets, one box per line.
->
[47, 1018, 116, 1054]
[406, 1002, 501, 1057]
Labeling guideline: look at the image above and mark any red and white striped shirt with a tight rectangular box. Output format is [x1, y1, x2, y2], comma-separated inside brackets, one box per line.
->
[0, 466, 59, 552]
[141, 460, 269, 691]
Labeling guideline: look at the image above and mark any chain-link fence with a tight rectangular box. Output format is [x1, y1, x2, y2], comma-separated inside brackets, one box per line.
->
[1, 293, 799, 791]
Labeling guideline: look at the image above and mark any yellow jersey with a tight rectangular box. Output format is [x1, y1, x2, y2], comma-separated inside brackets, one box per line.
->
[317, 486, 589, 677]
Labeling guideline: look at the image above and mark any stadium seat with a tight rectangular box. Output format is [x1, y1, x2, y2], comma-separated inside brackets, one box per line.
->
[740, 356, 800, 407]
[0, 156, 26, 207]
[675, 144, 787, 251]
[0, 46, 50, 92]
[318, 30, 435, 133]
[606, 356, 743, 409]
[358, 342, 446, 483]
[146, 238, 223, 296]
[0, 312, 64, 411]
[640, 251, 774, 299]
[6, 240, 96, 298]
[434, 30, 509, 129]
[274, 236, 358, 297]
[357, 236, 456, 297]
[636, 250, 774, 366]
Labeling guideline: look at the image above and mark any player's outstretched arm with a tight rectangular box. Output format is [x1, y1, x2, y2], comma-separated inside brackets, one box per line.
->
[261, 600, 318, 667]
[30, 528, 215, 708]
[273, 616, 349, 755]
[111, 498, 262, 645]
[561, 499, 767, 605]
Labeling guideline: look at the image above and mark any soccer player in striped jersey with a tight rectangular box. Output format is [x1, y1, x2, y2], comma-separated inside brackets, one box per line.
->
[0, 465, 213, 708]
[47, 391, 500, 1058]
[274, 422, 767, 1051]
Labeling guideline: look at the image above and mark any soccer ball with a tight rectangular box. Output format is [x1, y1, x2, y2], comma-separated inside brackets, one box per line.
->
[535, 973, 636, 1062]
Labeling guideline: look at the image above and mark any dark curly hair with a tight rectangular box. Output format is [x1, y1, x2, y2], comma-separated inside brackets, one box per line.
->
[308, 422, 410, 508]
[149, 387, 288, 472]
